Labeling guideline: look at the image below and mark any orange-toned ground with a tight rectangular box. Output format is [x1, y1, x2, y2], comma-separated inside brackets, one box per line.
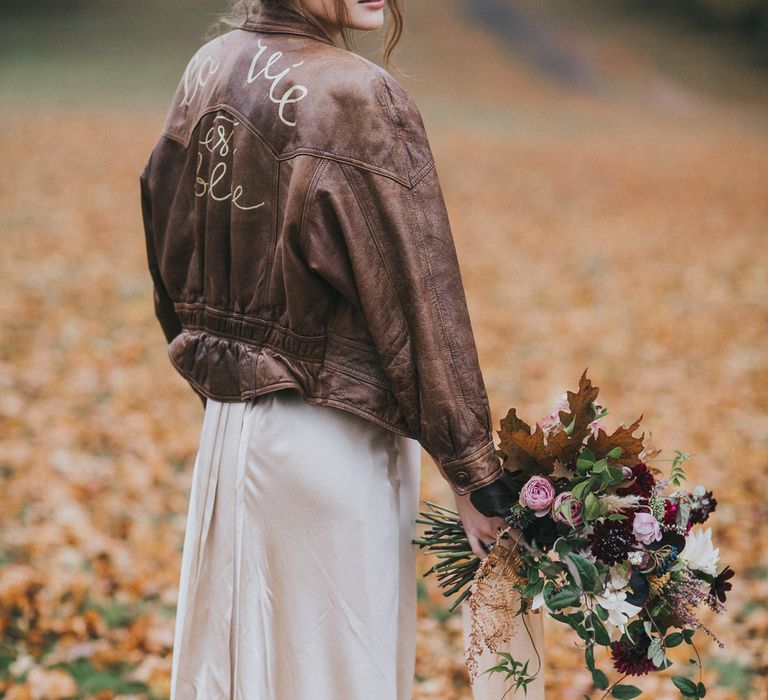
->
[1, 0, 766, 697]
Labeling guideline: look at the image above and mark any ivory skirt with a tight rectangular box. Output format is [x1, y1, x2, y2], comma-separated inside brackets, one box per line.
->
[168, 387, 545, 699]
[169, 388, 422, 700]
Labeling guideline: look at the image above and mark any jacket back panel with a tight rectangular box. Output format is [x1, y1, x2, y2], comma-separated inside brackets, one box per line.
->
[140, 20, 503, 494]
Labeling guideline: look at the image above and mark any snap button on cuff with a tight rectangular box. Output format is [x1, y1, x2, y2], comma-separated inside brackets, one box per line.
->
[454, 470, 470, 486]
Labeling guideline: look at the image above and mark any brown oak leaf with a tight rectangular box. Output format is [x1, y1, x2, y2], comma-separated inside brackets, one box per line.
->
[557, 368, 600, 447]
[545, 428, 584, 470]
[586, 415, 645, 466]
[497, 408, 555, 475]
[542, 369, 600, 469]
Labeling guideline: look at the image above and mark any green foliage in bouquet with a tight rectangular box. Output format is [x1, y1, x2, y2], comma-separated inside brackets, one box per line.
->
[413, 370, 733, 699]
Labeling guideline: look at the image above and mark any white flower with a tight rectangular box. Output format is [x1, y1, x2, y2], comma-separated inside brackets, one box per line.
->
[531, 589, 546, 611]
[587, 571, 641, 638]
[591, 587, 642, 637]
[679, 527, 720, 576]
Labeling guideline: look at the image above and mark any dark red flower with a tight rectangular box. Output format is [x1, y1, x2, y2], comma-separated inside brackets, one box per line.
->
[710, 565, 735, 603]
[611, 635, 658, 676]
[663, 499, 678, 526]
[662, 499, 692, 533]
[690, 490, 718, 525]
[588, 518, 634, 565]
[616, 462, 656, 499]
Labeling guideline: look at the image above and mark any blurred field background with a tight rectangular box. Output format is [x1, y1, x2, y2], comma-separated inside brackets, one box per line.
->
[1, 0, 767, 697]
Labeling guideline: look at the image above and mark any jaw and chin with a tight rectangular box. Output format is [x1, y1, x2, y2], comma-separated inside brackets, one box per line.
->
[337, 0, 387, 32]
[297, 0, 386, 37]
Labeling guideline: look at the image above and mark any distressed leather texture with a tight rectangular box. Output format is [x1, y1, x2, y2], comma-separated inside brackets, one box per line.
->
[139, 4, 503, 494]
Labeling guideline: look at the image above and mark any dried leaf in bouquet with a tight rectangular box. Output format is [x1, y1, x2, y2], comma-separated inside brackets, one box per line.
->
[464, 530, 529, 683]
[556, 370, 600, 435]
[546, 370, 601, 467]
[496, 408, 556, 475]
[639, 430, 663, 475]
[497, 369, 604, 475]
[586, 416, 645, 466]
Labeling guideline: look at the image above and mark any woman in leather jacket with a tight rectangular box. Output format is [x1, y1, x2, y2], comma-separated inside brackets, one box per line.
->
[141, 0, 529, 697]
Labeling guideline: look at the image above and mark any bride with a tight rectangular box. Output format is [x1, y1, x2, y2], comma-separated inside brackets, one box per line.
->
[139, 0, 544, 697]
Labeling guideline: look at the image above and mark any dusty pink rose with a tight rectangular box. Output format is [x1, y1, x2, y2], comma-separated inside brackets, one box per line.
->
[633, 511, 662, 545]
[519, 476, 556, 517]
[551, 491, 584, 527]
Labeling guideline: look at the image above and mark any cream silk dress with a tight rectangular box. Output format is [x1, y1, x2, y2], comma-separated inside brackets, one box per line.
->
[168, 388, 544, 699]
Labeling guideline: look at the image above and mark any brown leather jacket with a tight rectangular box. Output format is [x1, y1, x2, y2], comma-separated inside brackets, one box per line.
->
[139, 4, 502, 495]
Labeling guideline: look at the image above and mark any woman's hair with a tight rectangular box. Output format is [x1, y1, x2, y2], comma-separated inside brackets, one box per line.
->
[220, 0, 404, 67]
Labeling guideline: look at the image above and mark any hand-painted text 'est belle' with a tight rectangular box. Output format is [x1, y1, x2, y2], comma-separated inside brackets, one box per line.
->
[195, 115, 265, 212]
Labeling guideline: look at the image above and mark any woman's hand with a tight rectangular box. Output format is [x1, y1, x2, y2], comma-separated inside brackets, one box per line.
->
[454, 492, 522, 560]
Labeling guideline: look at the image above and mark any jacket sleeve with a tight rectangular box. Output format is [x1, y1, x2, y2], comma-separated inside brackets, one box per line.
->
[139, 157, 207, 409]
[302, 153, 503, 495]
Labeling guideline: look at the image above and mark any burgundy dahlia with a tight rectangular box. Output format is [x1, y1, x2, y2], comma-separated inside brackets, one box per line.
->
[588, 518, 634, 565]
[616, 462, 656, 498]
[611, 635, 657, 676]
[690, 490, 718, 525]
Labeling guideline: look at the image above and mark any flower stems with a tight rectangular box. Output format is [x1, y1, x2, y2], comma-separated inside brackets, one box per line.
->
[412, 501, 481, 608]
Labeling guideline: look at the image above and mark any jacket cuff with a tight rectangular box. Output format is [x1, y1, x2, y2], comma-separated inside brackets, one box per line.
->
[438, 440, 503, 496]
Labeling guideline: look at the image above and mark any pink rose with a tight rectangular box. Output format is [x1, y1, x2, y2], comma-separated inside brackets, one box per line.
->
[519, 476, 555, 517]
[633, 511, 662, 545]
[552, 491, 584, 527]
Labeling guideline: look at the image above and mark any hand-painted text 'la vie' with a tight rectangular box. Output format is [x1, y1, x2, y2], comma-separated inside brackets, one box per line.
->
[181, 38, 309, 127]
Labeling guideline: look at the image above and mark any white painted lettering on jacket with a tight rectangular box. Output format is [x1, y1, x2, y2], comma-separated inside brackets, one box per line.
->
[246, 39, 308, 127]
[195, 115, 265, 212]
[180, 51, 220, 107]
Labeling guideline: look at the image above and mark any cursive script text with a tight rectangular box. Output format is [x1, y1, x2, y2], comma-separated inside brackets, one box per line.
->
[246, 39, 308, 127]
[195, 115, 265, 212]
[181, 50, 220, 107]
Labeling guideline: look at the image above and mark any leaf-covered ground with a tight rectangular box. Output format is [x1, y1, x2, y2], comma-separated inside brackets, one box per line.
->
[1, 0, 766, 697]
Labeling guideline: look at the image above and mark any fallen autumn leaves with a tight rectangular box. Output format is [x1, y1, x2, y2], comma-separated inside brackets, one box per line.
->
[1, 13, 768, 700]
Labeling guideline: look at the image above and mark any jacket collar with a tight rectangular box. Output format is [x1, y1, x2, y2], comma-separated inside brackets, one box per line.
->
[241, 4, 338, 47]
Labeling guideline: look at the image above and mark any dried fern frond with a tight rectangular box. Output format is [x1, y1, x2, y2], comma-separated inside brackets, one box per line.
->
[464, 533, 530, 683]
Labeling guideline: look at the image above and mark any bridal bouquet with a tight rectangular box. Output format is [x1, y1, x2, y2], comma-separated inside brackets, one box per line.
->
[414, 371, 733, 699]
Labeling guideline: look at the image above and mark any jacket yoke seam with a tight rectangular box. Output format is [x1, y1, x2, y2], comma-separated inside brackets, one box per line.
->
[239, 24, 337, 47]
[162, 103, 279, 158]
[163, 102, 419, 187]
